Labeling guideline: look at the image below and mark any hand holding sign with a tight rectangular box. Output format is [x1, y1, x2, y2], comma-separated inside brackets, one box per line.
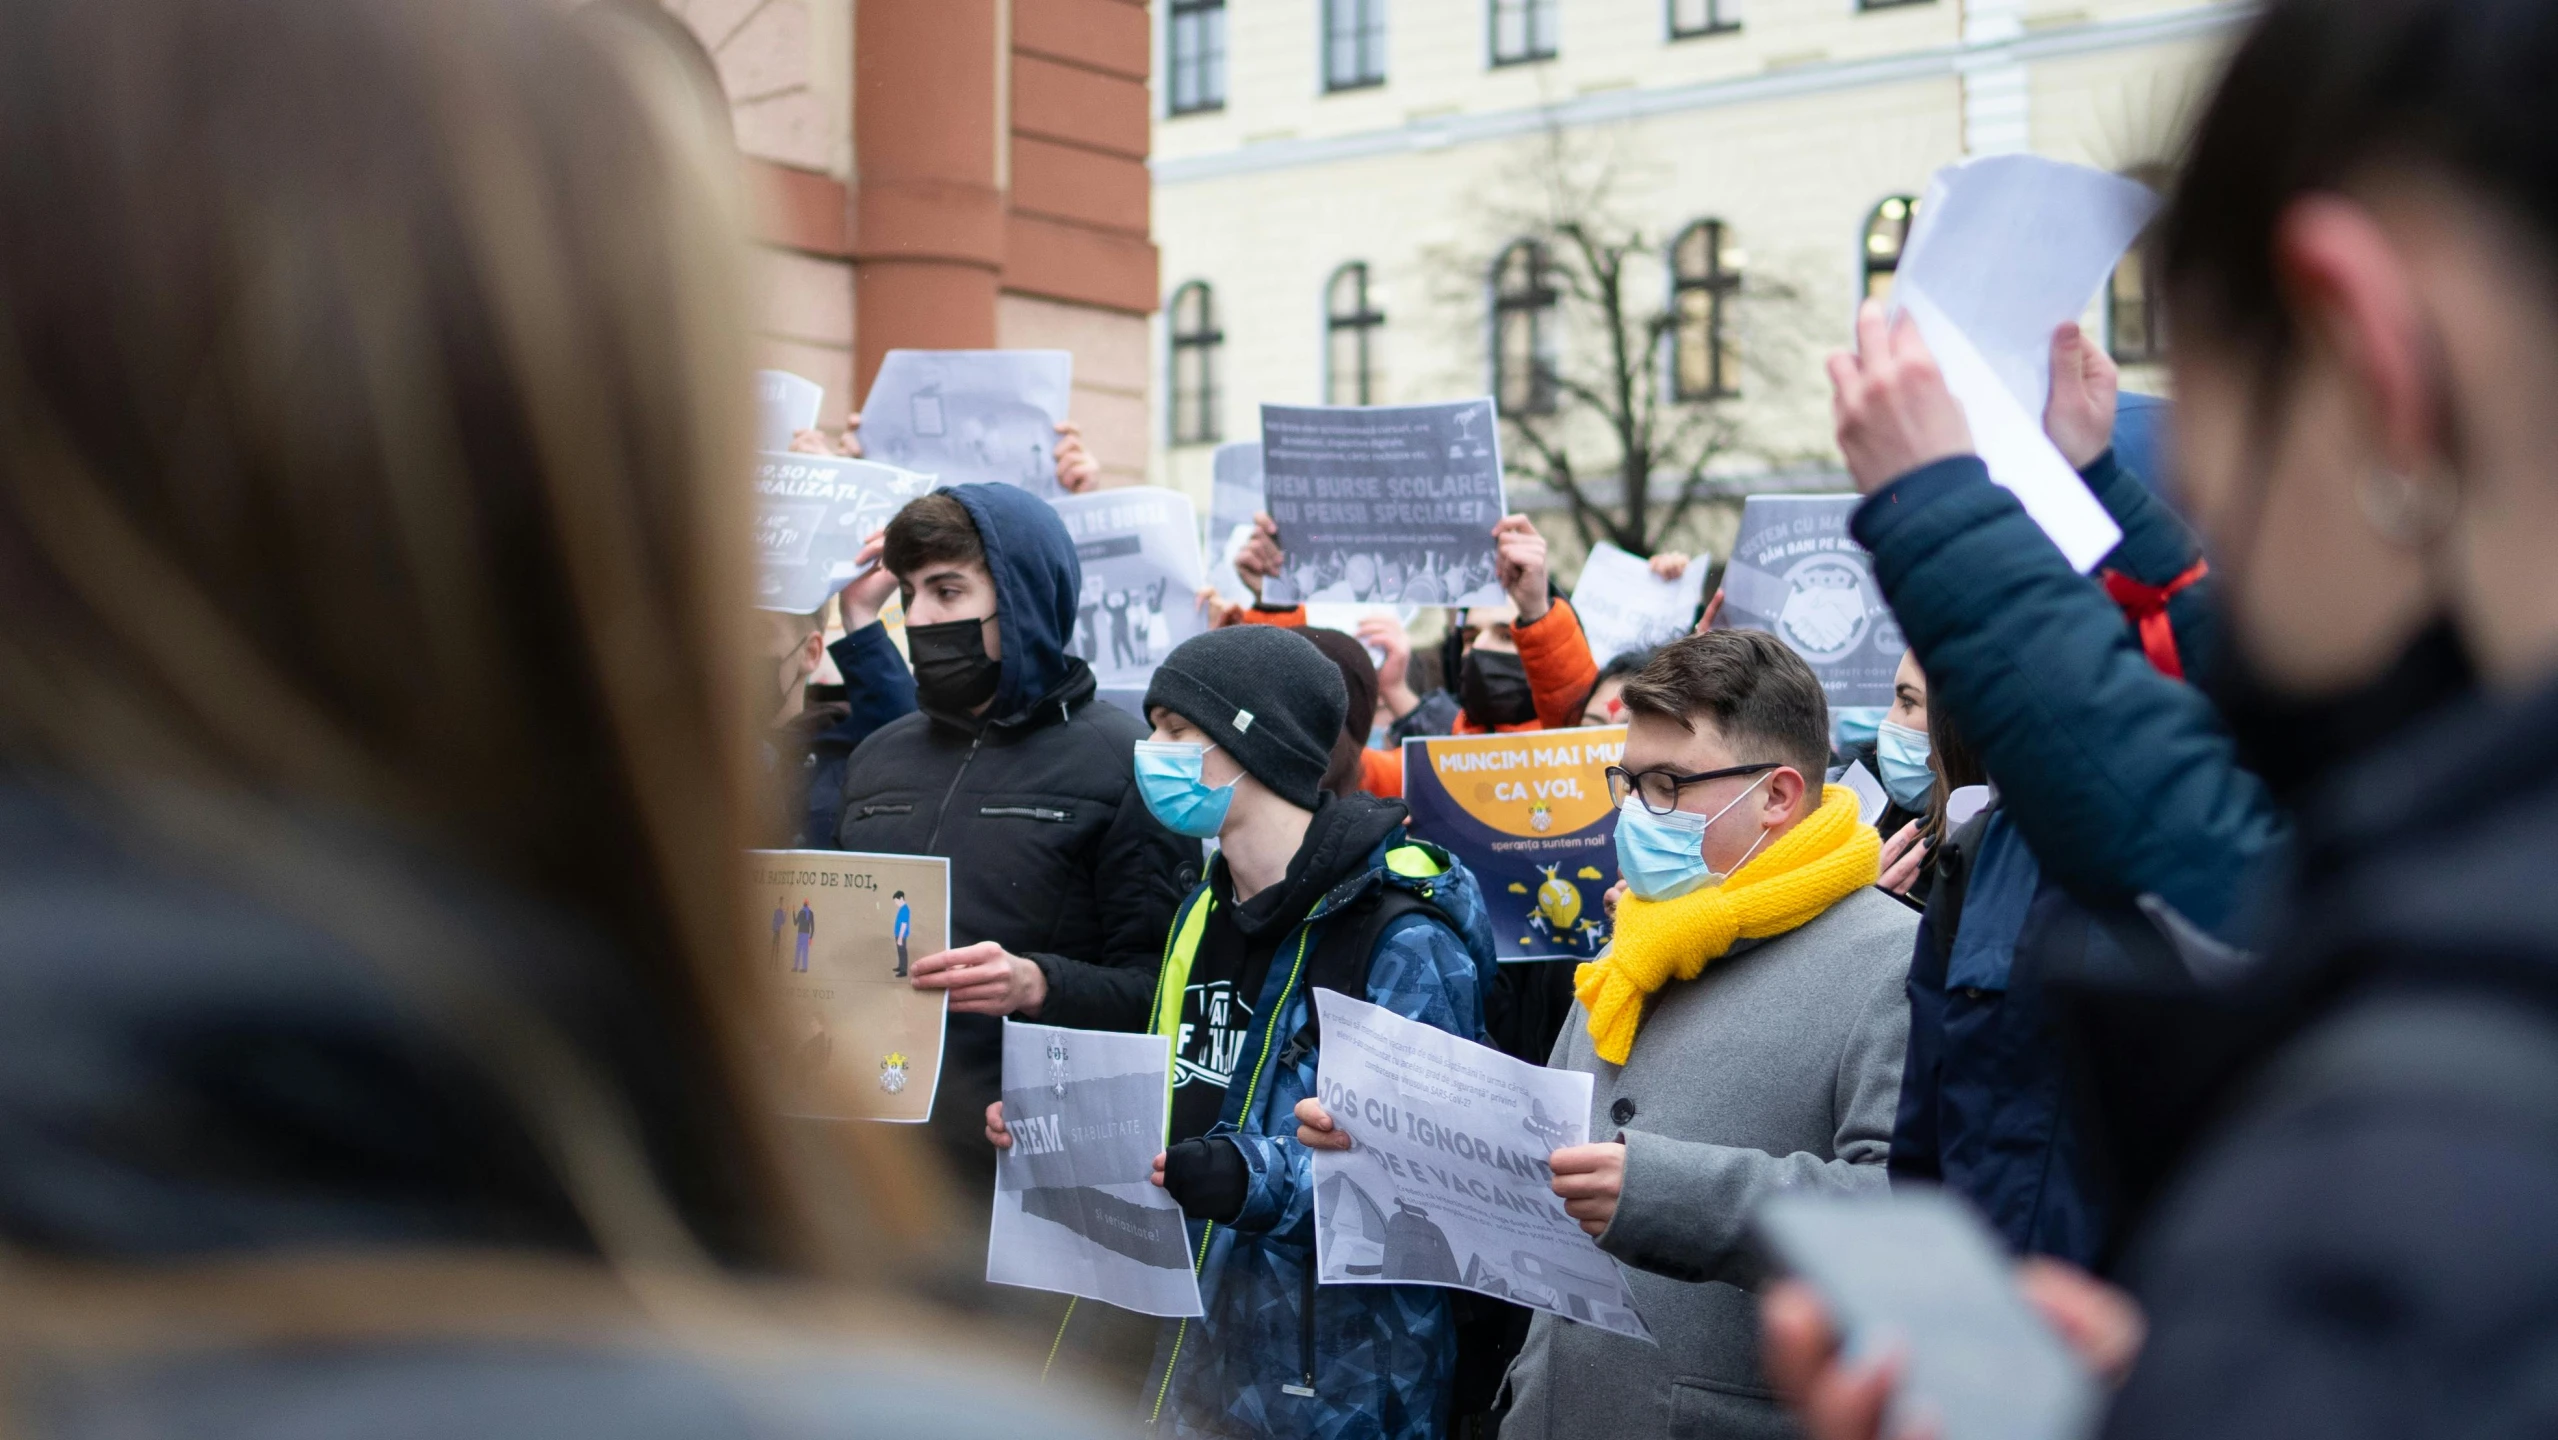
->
[1827, 300, 1977, 497]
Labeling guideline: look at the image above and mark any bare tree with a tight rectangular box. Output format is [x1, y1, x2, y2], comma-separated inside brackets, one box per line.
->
[1429, 125, 1823, 558]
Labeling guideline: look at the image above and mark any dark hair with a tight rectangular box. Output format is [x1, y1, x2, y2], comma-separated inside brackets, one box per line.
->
[1620, 631, 1830, 784]
[2163, 0, 2558, 391]
[1596, 646, 1660, 686]
[1924, 695, 1986, 841]
[882, 491, 984, 580]
[1299, 627, 1381, 799]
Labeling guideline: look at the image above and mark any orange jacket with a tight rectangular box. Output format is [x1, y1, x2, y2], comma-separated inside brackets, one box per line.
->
[1237, 597, 1599, 796]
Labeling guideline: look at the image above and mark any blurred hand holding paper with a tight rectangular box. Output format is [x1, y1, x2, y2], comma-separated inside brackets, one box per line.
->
[1570, 542, 1708, 665]
[1888, 155, 2160, 572]
[859, 349, 1074, 497]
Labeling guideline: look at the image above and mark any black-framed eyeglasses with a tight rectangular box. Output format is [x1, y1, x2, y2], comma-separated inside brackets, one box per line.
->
[1605, 762, 1782, 817]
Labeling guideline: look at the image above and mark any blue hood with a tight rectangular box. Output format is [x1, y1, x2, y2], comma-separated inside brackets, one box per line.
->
[945, 482, 1084, 719]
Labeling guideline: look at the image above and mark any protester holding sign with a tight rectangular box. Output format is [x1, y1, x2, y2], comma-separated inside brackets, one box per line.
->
[835, 485, 1196, 1184]
[1774, 3, 2558, 1435]
[1482, 633, 1914, 1440]
[985, 624, 1497, 1438]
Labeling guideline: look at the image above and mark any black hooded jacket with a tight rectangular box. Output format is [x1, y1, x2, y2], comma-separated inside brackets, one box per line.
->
[833, 483, 1197, 1171]
[2095, 668, 2558, 1439]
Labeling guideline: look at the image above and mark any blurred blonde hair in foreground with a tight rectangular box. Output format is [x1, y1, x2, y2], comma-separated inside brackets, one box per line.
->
[0, 0, 959, 1390]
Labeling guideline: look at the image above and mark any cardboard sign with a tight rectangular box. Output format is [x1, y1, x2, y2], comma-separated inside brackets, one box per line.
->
[1401, 726, 1626, 964]
[748, 849, 951, 1123]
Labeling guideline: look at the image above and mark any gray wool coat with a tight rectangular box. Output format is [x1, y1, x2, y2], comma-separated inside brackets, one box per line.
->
[1498, 884, 1917, 1440]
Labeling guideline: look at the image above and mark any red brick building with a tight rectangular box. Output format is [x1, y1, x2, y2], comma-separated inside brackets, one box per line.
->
[669, 0, 1158, 484]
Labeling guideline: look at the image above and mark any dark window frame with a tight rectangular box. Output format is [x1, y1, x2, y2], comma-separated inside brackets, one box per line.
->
[1667, 0, 1740, 39]
[1169, 280, 1223, 446]
[1323, 0, 1388, 92]
[1855, 0, 1936, 11]
[1325, 262, 1385, 406]
[1491, 239, 1559, 417]
[1670, 219, 1742, 401]
[1861, 195, 1918, 301]
[1168, 0, 1227, 116]
[1488, 0, 1558, 66]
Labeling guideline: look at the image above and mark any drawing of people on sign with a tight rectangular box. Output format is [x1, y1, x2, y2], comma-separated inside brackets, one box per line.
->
[793, 899, 816, 972]
[1051, 488, 1206, 692]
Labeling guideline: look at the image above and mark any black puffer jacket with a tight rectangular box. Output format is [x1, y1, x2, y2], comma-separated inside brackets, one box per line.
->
[834, 483, 1197, 1174]
[2098, 665, 2558, 1439]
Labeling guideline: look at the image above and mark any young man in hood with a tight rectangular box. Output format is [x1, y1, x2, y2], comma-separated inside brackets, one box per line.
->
[1302, 631, 1915, 1440]
[988, 625, 1499, 1438]
[835, 483, 1196, 1178]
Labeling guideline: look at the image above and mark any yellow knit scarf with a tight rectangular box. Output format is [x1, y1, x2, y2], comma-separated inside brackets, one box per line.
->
[1574, 784, 1881, 1065]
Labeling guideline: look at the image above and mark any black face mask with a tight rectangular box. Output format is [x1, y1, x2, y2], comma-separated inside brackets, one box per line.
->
[2203, 615, 2475, 810]
[907, 617, 1002, 714]
[1459, 648, 1535, 729]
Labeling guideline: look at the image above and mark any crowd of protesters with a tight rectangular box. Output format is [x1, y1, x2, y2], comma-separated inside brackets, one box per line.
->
[7, 0, 2558, 1438]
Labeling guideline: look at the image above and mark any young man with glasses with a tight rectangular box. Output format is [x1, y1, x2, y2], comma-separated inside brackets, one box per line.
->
[1412, 630, 1914, 1440]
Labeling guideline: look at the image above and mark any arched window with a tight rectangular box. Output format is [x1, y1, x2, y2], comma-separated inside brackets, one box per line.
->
[1169, 281, 1222, 446]
[1326, 263, 1385, 406]
[1491, 240, 1557, 416]
[1861, 195, 1918, 301]
[1670, 219, 1742, 401]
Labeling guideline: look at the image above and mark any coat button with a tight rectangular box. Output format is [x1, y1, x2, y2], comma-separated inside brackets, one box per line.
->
[1609, 1097, 1636, 1127]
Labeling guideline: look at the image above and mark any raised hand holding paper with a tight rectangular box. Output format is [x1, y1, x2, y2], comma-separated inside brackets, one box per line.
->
[989, 1020, 1204, 1318]
[859, 349, 1073, 496]
[1570, 542, 1708, 665]
[1886, 155, 2159, 572]
[1312, 989, 1649, 1339]
[753, 451, 937, 614]
[1259, 400, 1507, 607]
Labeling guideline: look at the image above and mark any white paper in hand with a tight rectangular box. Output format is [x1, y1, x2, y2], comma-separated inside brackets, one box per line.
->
[1311, 989, 1651, 1341]
[1570, 542, 1708, 666]
[1889, 155, 2159, 572]
[988, 1021, 1204, 1318]
[755, 369, 826, 453]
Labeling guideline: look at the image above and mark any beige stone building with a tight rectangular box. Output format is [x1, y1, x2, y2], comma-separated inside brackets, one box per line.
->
[1146, 0, 2251, 562]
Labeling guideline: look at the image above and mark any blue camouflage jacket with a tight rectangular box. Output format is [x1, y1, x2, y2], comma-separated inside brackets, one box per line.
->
[1144, 833, 1497, 1439]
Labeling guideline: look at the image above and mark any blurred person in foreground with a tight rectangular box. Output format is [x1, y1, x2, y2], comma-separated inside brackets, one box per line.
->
[1305, 632, 1916, 1439]
[1771, 0, 2558, 1435]
[0, 0, 1114, 1435]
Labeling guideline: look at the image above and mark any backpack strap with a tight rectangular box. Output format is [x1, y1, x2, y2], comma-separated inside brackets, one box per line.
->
[1274, 884, 1450, 1071]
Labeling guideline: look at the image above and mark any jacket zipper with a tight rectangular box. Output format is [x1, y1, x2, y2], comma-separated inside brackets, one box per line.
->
[1148, 924, 1318, 1427]
[925, 732, 985, 852]
[1284, 1262, 1317, 1397]
[979, 805, 1072, 823]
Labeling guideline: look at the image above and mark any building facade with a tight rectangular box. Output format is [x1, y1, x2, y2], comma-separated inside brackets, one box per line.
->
[1147, 0, 2248, 560]
[665, 0, 1161, 484]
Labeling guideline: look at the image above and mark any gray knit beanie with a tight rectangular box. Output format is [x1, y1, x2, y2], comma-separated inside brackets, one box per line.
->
[1142, 627, 1347, 810]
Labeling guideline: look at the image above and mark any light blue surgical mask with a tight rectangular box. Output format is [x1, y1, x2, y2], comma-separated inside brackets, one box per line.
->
[1875, 720, 1936, 812]
[1834, 707, 1885, 754]
[1134, 740, 1235, 839]
[1612, 773, 1771, 902]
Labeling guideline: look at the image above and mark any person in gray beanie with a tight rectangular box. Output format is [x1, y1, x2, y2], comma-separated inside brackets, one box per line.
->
[983, 625, 1500, 1437]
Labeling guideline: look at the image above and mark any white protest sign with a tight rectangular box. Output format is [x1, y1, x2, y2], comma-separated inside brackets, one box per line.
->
[1570, 542, 1708, 666]
[1889, 155, 2158, 572]
[859, 349, 1073, 497]
[755, 368, 826, 453]
[1312, 989, 1651, 1341]
[753, 451, 937, 614]
[989, 1020, 1204, 1318]
[1052, 486, 1210, 697]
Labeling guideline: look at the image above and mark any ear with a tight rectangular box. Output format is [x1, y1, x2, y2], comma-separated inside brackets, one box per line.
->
[2275, 195, 2437, 473]
[1761, 766, 1809, 827]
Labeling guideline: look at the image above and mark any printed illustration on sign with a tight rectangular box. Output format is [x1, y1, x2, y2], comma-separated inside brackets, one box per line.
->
[752, 451, 938, 614]
[1052, 487, 1207, 694]
[1312, 990, 1650, 1340]
[748, 850, 950, 1123]
[1402, 727, 1625, 962]
[1716, 495, 1900, 710]
[858, 350, 1073, 497]
[1258, 400, 1508, 607]
[990, 1021, 1204, 1318]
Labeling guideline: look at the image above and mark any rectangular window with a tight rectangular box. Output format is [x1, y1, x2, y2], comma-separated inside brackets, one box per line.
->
[1325, 0, 1387, 91]
[1489, 0, 1557, 66]
[1169, 0, 1227, 116]
[1668, 0, 1739, 37]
